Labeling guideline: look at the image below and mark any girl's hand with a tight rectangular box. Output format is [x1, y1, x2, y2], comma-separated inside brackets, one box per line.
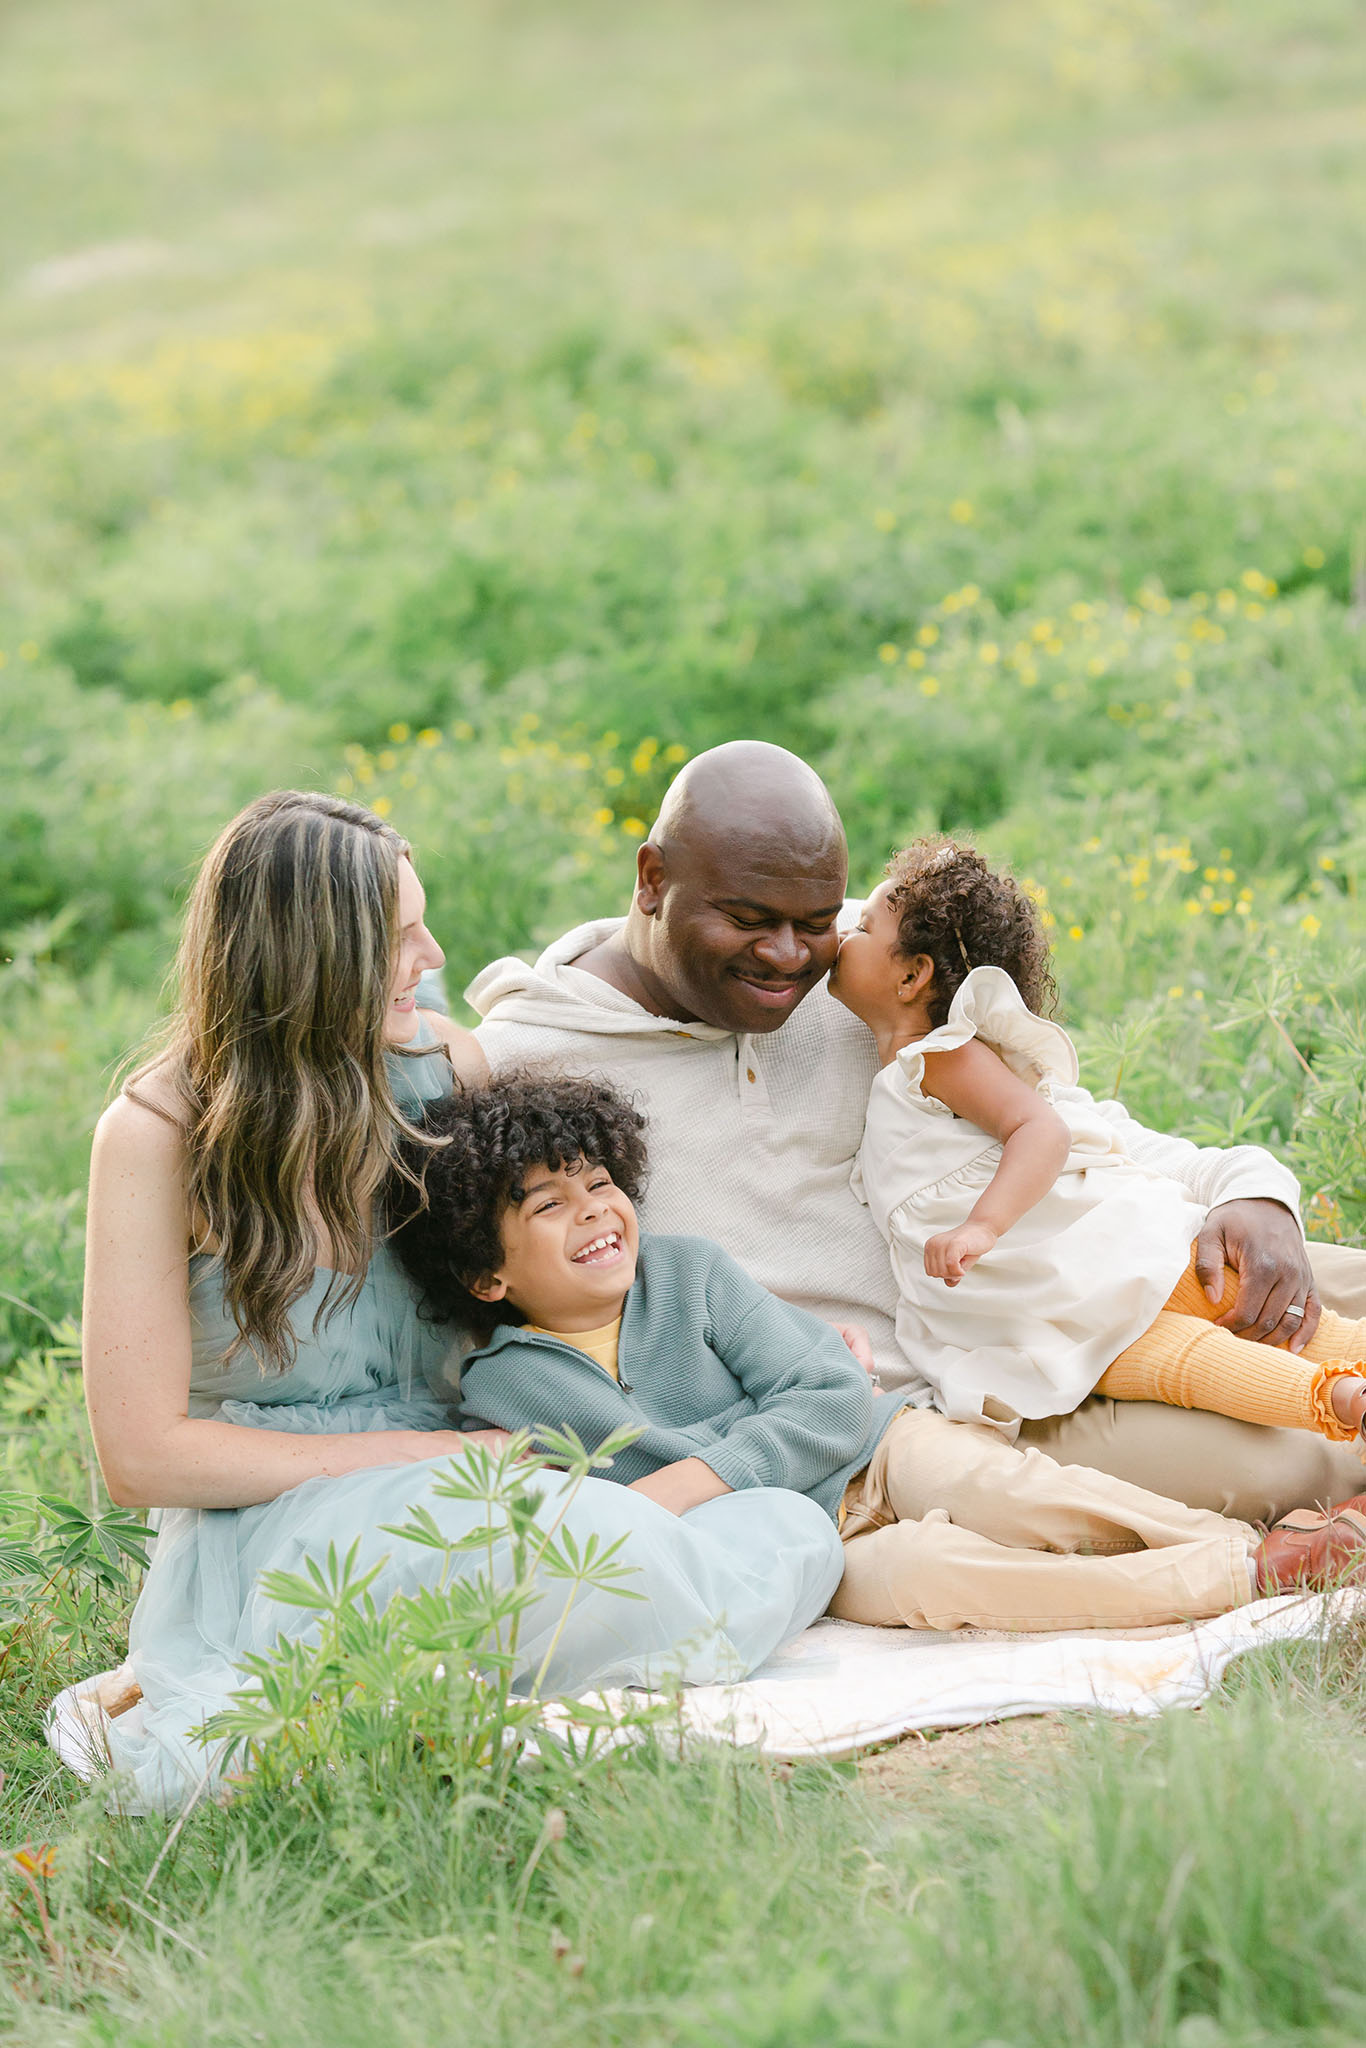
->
[831, 1320, 878, 1376]
[924, 1223, 998, 1285]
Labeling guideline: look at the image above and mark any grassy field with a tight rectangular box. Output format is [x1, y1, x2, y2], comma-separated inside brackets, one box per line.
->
[5, 0, 1366, 2038]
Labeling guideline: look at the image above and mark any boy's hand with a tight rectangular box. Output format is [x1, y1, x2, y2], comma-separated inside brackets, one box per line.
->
[924, 1222, 998, 1285]
[628, 1457, 733, 1516]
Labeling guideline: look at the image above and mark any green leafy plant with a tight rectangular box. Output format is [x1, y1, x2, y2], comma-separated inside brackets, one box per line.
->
[0, 1489, 151, 1683]
[203, 1425, 664, 1804]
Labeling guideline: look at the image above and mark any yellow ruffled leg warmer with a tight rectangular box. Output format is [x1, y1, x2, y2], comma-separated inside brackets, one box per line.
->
[1096, 1253, 1366, 1442]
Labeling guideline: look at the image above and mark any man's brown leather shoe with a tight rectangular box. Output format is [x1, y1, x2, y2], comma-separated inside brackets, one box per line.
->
[1253, 1496, 1366, 1595]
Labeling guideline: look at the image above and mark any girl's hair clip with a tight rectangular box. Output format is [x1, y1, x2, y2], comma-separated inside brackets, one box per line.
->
[925, 844, 960, 873]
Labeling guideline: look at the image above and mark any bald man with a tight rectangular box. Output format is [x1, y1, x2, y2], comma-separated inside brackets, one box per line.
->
[470, 742, 1366, 1524]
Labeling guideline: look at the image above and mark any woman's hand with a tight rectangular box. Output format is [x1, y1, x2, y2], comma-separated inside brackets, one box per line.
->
[924, 1221, 999, 1285]
[388, 1427, 515, 1463]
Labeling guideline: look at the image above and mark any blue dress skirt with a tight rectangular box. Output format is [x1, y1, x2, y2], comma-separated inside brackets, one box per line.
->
[106, 1037, 841, 1811]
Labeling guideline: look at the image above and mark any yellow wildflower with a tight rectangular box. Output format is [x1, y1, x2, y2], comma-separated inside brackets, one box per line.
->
[388, 722, 411, 744]
[949, 498, 974, 524]
[917, 623, 940, 647]
[879, 643, 899, 664]
[1300, 913, 1322, 938]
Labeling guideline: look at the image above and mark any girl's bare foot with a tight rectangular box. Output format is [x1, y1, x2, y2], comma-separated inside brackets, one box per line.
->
[1328, 1375, 1366, 1437]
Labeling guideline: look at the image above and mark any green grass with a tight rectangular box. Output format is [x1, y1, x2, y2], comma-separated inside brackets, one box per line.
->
[6, 0, 1366, 2036]
[9, 1673, 1366, 2047]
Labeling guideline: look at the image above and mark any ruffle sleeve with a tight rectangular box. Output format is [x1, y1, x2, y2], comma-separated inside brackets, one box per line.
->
[895, 965, 1078, 1109]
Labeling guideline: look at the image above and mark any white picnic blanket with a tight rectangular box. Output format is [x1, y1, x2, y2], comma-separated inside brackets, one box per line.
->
[661, 1592, 1348, 1758]
[47, 1591, 1348, 1800]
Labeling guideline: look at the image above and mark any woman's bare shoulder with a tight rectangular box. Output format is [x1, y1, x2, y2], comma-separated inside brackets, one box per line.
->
[417, 1012, 489, 1087]
[94, 1066, 190, 1164]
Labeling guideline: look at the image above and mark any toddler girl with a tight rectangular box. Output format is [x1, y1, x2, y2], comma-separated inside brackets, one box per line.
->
[829, 838, 1366, 1447]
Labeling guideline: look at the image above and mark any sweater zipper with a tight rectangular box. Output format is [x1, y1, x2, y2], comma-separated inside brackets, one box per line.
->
[521, 1332, 634, 1396]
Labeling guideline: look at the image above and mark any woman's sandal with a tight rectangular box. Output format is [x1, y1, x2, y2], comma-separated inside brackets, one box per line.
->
[1253, 1495, 1366, 1594]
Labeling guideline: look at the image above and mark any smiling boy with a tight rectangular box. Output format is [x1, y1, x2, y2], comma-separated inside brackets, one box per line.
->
[389, 1072, 890, 1519]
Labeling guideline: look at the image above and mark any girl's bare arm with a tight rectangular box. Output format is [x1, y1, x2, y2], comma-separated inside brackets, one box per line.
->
[83, 1094, 500, 1510]
[917, 1039, 1072, 1282]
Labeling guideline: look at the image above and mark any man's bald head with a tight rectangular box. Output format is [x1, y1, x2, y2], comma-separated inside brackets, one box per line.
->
[622, 743, 850, 1034]
[652, 742, 846, 877]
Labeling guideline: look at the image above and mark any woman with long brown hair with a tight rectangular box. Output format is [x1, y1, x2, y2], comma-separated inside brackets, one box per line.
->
[83, 791, 841, 1810]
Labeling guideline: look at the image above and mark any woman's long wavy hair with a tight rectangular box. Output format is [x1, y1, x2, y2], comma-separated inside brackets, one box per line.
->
[125, 790, 434, 1372]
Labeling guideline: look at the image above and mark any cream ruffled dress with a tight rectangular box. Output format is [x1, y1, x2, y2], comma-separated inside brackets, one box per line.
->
[852, 966, 1207, 1433]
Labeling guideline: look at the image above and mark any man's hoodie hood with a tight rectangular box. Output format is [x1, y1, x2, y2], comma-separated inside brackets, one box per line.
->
[466, 917, 734, 1041]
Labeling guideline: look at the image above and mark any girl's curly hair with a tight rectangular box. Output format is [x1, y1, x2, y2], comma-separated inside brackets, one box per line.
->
[885, 838, 1058, 1028]
[385, 1070, 649, 1344]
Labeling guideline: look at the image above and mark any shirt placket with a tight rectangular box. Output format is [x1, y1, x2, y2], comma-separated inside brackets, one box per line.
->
[736, 1034, 771, 1123]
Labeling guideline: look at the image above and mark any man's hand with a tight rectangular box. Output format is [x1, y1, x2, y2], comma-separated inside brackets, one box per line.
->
[924, 1221, 999, 1286]
[1196, 1198, 1320, 1353]
[832, 1321, 877, 1377]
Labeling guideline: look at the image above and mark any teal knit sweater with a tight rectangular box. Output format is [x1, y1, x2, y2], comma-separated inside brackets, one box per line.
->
[458, 1233, 901, 1521]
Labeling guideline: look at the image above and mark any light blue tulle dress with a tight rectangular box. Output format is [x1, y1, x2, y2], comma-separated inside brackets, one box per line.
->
[105, 1025, 842, 1811]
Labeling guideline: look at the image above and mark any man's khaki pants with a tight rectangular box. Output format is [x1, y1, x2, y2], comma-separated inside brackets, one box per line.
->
[1015, 1242, 1366, 1526]
[831, 1409, 1256, 1632]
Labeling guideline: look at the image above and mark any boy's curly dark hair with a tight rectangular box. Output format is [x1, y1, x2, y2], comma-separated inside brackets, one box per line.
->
[886, 838, 1058, 1028]
[385, 1070, 649, 1344]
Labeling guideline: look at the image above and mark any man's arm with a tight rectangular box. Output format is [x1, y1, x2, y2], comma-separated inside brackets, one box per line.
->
[1088, 1096, 1318, 1350]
